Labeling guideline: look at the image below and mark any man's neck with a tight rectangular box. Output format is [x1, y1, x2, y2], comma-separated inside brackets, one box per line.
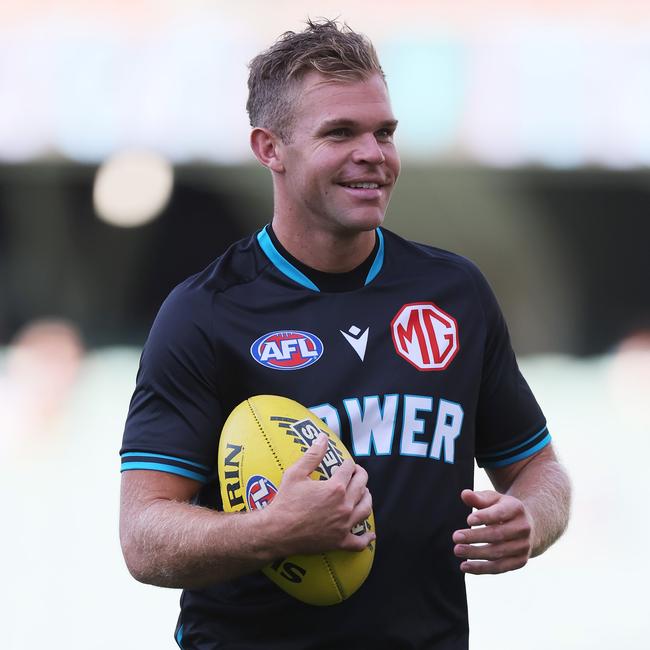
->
[270, 217, 377, 273]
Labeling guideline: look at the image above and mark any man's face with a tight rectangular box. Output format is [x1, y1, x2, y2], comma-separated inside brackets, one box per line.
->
[276, 71, 400, 236]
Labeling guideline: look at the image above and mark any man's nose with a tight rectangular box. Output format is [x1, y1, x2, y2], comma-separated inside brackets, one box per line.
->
[351, 134, 385, 165]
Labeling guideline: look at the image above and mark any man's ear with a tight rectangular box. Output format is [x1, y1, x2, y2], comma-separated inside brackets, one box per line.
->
[250, 127, 285, 173]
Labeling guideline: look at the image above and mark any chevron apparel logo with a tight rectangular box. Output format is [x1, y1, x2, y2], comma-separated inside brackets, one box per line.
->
[340, 325, 369, 361]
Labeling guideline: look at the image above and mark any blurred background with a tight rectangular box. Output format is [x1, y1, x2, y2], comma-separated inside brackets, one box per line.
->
[1, 1, 648, 648]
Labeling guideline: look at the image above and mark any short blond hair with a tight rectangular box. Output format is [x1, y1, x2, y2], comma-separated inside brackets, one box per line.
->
[246, 18, 384, 142]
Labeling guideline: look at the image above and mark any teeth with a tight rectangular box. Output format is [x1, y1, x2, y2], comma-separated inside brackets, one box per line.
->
[346, 182, 379, 189]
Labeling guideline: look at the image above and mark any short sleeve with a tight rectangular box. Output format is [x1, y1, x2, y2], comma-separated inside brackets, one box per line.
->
[471, 269, 550, 468]
[120, 281, 222, 483]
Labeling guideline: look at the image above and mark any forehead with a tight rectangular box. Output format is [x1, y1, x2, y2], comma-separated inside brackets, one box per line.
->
[292, 71, 395, 130]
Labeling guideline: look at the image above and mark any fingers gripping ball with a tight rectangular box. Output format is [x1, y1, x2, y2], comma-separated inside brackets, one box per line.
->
[217, 395, 375, 606]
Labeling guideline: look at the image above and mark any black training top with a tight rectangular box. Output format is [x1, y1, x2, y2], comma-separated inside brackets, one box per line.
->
[121, 226, 549, 650]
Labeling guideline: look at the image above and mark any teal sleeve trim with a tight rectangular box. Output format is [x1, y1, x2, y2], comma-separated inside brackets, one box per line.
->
[484, 425, 549, 460]
[480, 433, 552, 468]
[121, 451, 210, 471]
[120, 462, 208, 483]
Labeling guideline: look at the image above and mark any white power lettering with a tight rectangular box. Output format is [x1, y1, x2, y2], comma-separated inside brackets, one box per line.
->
[309, 394, 464, 464]
[430, 399, 464, 464]
[309, 404, 341, 438]
[344, 395, 399, 456]
[400, 395, 433, 457]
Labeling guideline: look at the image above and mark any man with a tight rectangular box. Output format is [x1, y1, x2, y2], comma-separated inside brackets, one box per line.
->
[120, 19, 571, 649]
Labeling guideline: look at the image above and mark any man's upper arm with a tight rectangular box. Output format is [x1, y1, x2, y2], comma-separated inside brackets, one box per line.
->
[121, 469, 201, 507]
[120, 283, 221, 488]
[119, 470, 202, 544]
[485, 443, 558, 494]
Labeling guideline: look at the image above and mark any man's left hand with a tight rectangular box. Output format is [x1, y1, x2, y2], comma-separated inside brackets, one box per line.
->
[452, 489, 534, 574]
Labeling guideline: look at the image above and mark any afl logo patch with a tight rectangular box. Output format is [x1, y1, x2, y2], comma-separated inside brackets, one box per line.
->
[391, 302, 459, 371]
[250, 330, 324, 370]
[246, 475, 278, 510]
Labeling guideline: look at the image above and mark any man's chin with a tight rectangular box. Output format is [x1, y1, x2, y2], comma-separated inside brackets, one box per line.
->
[338, 207, 386, 232]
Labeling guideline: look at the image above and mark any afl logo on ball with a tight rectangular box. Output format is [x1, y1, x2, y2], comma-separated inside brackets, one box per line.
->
[391, 302, 459, 371]
[246, 475, 278, 510]
[250, 330, 324, 370]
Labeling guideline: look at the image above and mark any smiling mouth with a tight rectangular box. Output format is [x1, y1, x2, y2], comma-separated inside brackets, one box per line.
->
[340, 182, 380, 189]
[337, 183, 385, 202]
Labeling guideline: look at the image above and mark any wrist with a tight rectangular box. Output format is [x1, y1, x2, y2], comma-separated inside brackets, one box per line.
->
[243, 505, 286, 564]
[516, 496, 547, 558]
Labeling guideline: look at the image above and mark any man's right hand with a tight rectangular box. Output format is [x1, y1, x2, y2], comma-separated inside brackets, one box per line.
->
[262, 433, 375, 556]
[120, 433, 374, 589]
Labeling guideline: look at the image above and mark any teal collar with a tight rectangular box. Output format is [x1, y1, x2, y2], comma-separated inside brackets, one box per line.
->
[257, 226, 385, 292]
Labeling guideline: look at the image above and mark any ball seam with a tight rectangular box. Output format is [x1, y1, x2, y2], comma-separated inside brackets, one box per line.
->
[322, 553, 346, 602]
[247, 398, 285, 473]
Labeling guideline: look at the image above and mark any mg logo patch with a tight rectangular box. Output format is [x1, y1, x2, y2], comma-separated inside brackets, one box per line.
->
[246, 475, 278, 510]
[250, 330, 324, 370]
[391, 302, 459, 371]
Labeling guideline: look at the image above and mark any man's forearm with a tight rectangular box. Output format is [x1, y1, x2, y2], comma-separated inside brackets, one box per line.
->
[119, 440, 374, 590]
[494, 451, 571, 557]
[121, 497, 275, 589]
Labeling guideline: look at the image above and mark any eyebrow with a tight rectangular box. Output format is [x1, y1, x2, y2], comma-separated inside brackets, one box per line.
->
[318, 118, 399, 132]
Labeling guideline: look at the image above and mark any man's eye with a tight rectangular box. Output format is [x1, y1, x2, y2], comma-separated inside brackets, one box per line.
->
[328, 128, 351, 137]
[376, 129, 394, 141]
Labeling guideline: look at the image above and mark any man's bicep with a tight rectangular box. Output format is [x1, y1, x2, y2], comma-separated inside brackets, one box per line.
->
[119, 469, 202, 542]
[119, 470, 205, 582]
[121, 469, 201, 509]
[485, 443, 558, 494]
[120, 284, 222, 480]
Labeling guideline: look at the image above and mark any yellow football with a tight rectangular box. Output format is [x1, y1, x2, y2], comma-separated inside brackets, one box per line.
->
[217, 394, 375, 606]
